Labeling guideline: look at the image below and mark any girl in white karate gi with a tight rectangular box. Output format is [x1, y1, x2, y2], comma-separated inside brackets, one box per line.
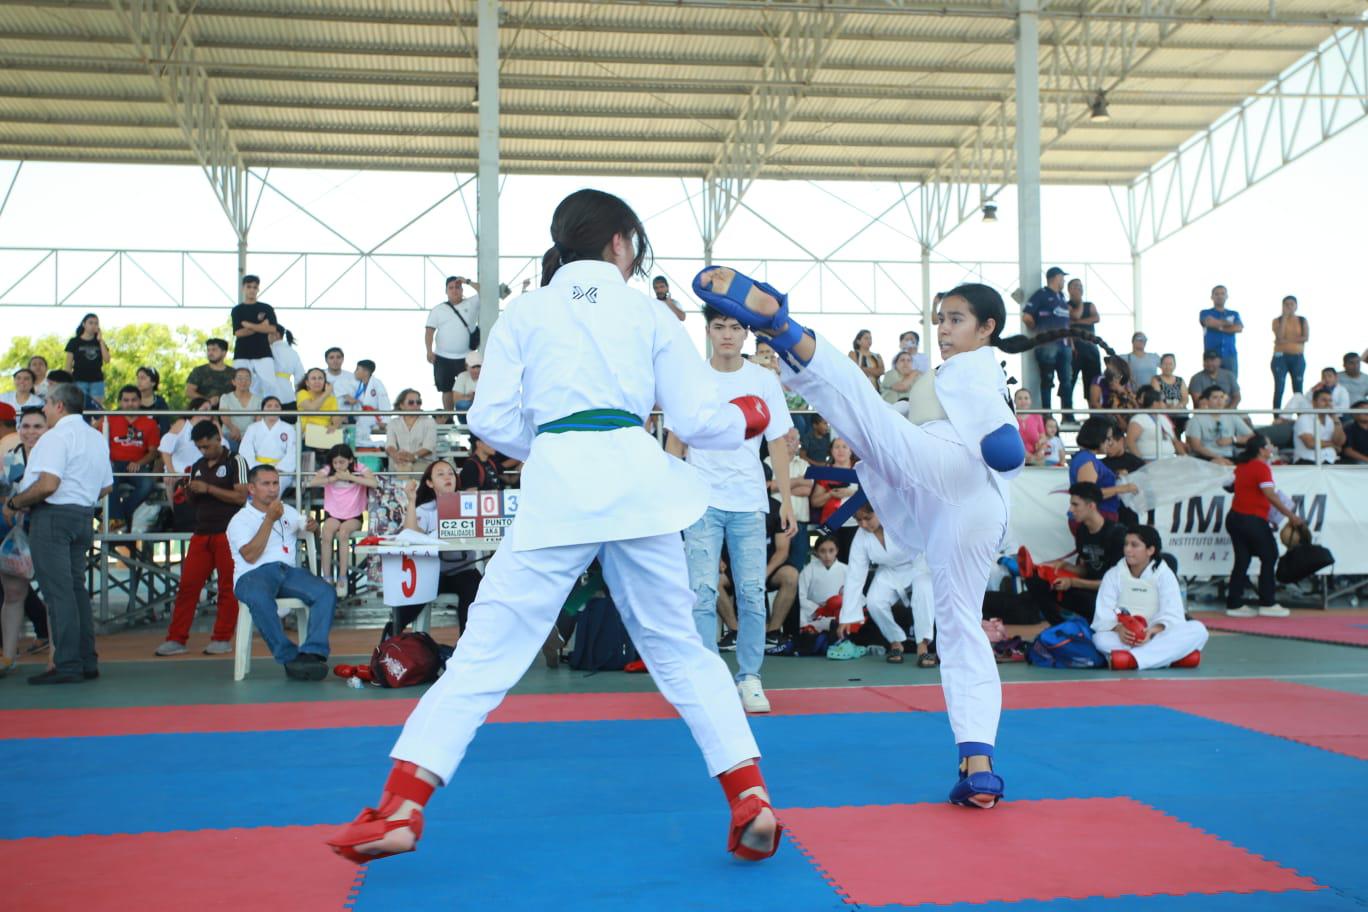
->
[693, 269, 1110, 809]
[329, 190, 783, 865]
[1092, 525, 1208, 670]
[838, 504, 935, 666]
[797, 534, 846, 632]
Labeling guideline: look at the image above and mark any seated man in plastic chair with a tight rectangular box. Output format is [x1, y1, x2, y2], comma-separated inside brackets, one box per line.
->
[227, 464, 336, 681]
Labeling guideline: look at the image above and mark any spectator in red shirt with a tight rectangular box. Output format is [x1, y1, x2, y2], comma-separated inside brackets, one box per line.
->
[107, 384, 161, 528]
[155, 421, 249, 656]
[1224, 434, 1305, 619]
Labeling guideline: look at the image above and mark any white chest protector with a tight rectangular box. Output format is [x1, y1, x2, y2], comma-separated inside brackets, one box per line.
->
[1116, 573, 1159, 621]
[904, 371, 948, 425]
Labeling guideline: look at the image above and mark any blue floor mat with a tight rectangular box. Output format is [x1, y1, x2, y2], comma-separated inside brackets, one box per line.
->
[3, 706, 1362, 911]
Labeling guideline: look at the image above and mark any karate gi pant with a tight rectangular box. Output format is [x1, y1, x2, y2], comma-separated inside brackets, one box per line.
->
[910, 555, 936, 645]
[782, 337, 1003, 749]
[1093, 620, 1209, 670]
[391, 531, 761, 785]
[235, 357, 275, 397]
[865, 566, 913, 646]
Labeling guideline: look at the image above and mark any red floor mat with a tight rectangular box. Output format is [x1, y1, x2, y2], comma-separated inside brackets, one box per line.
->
[782, 798, 1321, 906]
[1200, 613, 1368, 647]
[6, 680, 1366, 760]
[8, 824, 358, 912]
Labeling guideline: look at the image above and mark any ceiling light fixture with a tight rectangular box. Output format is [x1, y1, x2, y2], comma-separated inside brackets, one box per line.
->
[1089, 92, 1111, 122]
[982, 203, 998, 223]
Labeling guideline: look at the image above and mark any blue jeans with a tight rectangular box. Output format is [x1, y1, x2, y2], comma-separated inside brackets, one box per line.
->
[1223, 351, 1239, 380]
[684, 507, 767, 682]
[75, 380, 105, 404]
[233, 562, 337, 663]
[454, 398, 474, 425]
[109, 461, 154, 524]
[1271, 353, 1305, 409]
[1034, 341, 1073, 414]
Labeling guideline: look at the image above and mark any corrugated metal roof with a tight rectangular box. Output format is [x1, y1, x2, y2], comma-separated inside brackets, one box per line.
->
[0, 0, 1361, 183]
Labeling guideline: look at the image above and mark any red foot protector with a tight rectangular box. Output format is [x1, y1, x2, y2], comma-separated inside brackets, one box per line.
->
[8, 824, 358, 912]
[782, 797, 1320, 907]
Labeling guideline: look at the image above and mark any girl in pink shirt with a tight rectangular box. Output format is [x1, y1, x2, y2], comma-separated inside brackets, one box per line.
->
[1015, 389, 1047, 463]
[309, 443, 377, 595]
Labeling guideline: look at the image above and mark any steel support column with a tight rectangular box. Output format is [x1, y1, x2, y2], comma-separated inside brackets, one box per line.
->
[920, 243, 934, 355]
[1016, 0, 1043, 397]
[1132, 250, 1143, 333]
[476, 0, 501, 344]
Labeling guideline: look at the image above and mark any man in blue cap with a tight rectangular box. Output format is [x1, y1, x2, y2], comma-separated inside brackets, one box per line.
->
[1022, 266, 1075, 421]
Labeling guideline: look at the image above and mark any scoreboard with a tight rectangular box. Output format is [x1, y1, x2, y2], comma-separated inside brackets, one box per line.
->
[435, 490, 520, 540]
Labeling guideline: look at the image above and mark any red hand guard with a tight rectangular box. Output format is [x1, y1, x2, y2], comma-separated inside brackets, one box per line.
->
[1116, 612, 1148, 640]
[731, 395, 771, 440]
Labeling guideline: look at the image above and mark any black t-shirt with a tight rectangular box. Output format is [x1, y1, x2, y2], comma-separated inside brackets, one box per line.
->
[1345, 421, 1368, 464]
[189, 451, 249, 535]
[1074, 519, 1127, 581]
[459, 455, 504, 491]
[65, 336, 104, 381]
[231, 302, 277, 360]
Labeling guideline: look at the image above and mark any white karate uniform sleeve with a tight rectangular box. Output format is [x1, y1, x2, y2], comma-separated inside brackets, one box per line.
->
[839, 531, 871, 625]
[239, 424, 259, 466]
[797, 562, 823, 621]
[277, 424, 297, 476]
[1092, 564, 1124, 633]
[468, 312, 536, 462]
[654, 319, 746, 452]
[1151, 564, 1187, 631]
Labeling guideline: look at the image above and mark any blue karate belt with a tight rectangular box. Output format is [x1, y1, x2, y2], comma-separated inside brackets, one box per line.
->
[536, 409, 643, 435]
[804, 465, 869, 533]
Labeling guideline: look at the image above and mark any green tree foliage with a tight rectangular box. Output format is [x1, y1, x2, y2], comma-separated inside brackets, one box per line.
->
[0, 321, 231, 409]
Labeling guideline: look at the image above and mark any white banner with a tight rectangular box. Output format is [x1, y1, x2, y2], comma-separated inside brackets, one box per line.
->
[1009, 465, 1368, 577]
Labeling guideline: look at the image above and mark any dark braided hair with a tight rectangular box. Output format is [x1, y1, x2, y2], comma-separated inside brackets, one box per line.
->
[944, 283, 1119, 361]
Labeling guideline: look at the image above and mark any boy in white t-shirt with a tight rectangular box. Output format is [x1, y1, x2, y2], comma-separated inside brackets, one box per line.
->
[226, 464, 336, 680]
[667, 312, 796, 714]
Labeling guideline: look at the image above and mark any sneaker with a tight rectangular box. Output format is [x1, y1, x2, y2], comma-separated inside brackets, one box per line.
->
[335, 579, 348, 597]
[737, 678, 771, 713]
[764, 631, 780, 647]
[202, 640, 232, 655]
[1257, 604, 1291, 617]
[1224, 607, 1258, 618]
[154, 640, 188, 656]
[764, 636, 797, 657]
[826, 639, 868, 661]
[717, 631, 738, 652]
[284, 654, 329, 681]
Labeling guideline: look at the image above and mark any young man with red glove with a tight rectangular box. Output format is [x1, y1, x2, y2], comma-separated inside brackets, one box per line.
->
[666, 307, 796, 713]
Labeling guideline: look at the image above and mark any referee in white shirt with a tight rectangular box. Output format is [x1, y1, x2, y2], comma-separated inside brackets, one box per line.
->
[2, 384, 113, 684]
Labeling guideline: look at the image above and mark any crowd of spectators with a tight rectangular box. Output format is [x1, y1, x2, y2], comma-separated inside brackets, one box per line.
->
[0, 268, 1363, 685]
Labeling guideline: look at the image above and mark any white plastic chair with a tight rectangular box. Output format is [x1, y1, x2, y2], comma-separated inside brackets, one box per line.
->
[233, 536, 318, 681]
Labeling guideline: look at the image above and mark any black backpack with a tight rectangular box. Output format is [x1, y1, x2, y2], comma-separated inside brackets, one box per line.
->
[568, 597, 638, 671]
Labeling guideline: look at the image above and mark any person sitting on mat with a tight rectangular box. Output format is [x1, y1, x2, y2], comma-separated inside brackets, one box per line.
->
[834, 504, 929, 665]
[1092, 525, 1209, 670]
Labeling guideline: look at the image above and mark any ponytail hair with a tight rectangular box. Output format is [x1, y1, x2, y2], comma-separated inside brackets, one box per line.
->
[997, 326, 1119, 361]
[541, 189, 651, 287]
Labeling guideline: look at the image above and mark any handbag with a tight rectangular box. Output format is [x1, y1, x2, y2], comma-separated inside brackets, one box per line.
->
[448, 302, 480, 352]
[0, 525, 34, 580]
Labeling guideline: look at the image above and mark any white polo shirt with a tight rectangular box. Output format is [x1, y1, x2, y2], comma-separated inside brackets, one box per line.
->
[226, 500, 305, 587]
[21, 413, 114, 507]
[426, 295, 481, 359]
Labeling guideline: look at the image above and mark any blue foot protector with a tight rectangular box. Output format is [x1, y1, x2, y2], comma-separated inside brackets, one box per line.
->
[692, 266, 812, 366]
[949, 769, 1006, 809]
[980, 422, 1026, 473]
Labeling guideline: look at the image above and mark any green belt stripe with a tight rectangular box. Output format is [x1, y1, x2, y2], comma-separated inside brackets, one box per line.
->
[536, 408, 643, 435]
